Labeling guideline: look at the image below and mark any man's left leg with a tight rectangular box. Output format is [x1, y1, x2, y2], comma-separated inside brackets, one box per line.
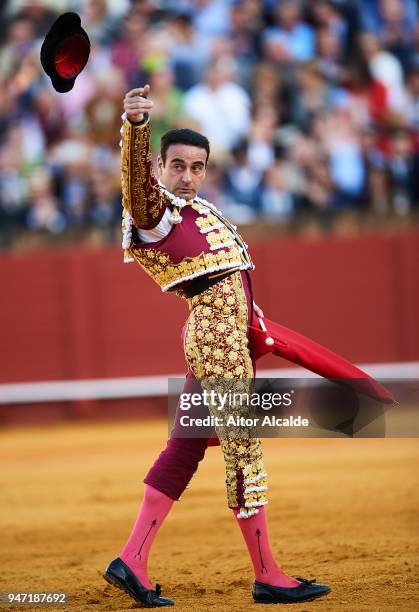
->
[232, 505, 300, 587]
[184, 271, 330, 601]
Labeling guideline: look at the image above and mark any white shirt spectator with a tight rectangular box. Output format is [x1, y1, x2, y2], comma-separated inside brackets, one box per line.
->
[369, 51, 407, 113]
[183, 79, 251, 151]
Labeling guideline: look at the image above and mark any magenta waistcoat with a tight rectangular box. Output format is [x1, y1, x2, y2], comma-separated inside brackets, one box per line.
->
[128, 201, 254, 292]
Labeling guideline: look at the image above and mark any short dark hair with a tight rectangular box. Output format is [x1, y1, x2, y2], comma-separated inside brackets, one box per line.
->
[160, 128, 210, 164]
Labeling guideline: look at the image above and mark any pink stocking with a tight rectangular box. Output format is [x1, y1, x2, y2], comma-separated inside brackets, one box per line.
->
[232, 506, 300, 587]
[120, 484, 174, 589]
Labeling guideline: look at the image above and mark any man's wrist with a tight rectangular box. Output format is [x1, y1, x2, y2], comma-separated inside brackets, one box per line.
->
[122, 111, 149, 126]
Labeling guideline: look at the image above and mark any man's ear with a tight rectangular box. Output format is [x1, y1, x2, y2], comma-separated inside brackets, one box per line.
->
[157, 154, 164, 175]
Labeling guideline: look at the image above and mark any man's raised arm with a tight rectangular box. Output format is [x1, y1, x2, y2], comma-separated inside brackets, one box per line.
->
[120, 84, 168, 229]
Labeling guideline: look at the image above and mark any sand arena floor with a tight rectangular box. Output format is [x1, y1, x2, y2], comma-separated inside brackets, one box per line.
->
[1, 420, 418, 612]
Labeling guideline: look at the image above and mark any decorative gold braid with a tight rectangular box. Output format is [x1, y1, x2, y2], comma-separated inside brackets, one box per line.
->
[120, 119, 168, 230]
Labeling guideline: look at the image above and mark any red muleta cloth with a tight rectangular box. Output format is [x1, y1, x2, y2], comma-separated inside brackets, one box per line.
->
[247, 311, 395, 405]
[182, 309, 395, 447]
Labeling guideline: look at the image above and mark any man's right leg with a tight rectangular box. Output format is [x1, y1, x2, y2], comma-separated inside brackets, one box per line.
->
[117, 371, 209, 589]
[119, 484, 174, 589]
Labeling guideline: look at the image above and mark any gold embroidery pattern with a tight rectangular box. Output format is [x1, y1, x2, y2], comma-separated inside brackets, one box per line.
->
[192, 202, 254, 271]
[184, 272, 268, 513]
[205, 227, 233, 249]
[195, 212, 223, 232]
[120, 119, 167, 230]
[131, 246, 244, 291]
[191, 201, 222, 215]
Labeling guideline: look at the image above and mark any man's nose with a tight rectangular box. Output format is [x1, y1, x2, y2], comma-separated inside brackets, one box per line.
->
[181, 168, 193, 183]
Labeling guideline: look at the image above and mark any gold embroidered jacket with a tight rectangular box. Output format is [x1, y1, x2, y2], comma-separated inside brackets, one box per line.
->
[120, 118, 254, 291]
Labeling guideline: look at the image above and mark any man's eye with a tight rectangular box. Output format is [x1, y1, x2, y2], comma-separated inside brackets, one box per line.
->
[174, 165, 183, 171]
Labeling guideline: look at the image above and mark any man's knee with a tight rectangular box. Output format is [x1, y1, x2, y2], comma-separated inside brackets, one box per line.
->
[143, 437, 209, 501]
[168, 437, 208, 466]
[143, 483, 170, 505]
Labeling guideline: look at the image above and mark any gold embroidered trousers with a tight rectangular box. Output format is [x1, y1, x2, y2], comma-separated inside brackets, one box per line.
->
[183, 271, 268, 517]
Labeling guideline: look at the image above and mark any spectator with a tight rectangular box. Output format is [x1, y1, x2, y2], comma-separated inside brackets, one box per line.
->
[0, 74, 17, 138]
[110, 12, 149, 89]
[359, 31, 406, 115]
[302, 156, 339, 220]
[26, 167, 66, 234]
[84, 67, 127, 149]
[198, 160, 227, 211]
[33, 86, 66, 148]
[322, 106, 366, 206]
[192, 0, 231, 39]
[309, 0, 348, 49]
[183, 58, 251, 153]
[359, 0, 417, 38]
[405, 57, 419, 131]
[366, 165, 390, 216]
[289, 62, 341, 130]
[9, 1, 58, 39]
[168, 11, 210, 91]
[387, 129, 419, 214]
[342, 55, 389, 127]
[0, 135, 28, 246]
[360, 124, 387, 193]
[315, 25, 344, 83]
[81, 0, 121, 47]
[227, 0, 263, 87]
[262, 0, 315, 64]
[50, 140, 92, 227]
[87, 166, 121, 238]
[259, 160, 295, 221]
[360, 124, 385, 165]
[250, 62, 283, 115]
[0, 14, 36, 80]
[143, 62, 185, 151]
[224, 139, 261, 212]
[247, 104, 277, 174]
[361, 0, 417, 68]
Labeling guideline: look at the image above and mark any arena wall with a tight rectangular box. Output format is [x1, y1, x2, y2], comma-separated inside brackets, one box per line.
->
[1, 231, 418, 385]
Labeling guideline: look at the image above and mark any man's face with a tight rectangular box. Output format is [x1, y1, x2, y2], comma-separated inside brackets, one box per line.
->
[157, 144, 207, 201]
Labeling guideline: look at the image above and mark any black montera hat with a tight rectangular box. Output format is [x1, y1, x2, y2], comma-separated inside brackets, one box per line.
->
[40, 12, 90, 93]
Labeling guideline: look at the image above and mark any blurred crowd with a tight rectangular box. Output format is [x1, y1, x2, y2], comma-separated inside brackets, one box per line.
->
[0, 0, 419, 249]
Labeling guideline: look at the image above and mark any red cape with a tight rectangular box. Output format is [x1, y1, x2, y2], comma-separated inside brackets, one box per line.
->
[203, 312, 394, 447]
[248, 312, 394, 404]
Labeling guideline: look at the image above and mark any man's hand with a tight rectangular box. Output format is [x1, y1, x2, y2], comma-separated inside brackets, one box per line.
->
[123, 84, 153, 123]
